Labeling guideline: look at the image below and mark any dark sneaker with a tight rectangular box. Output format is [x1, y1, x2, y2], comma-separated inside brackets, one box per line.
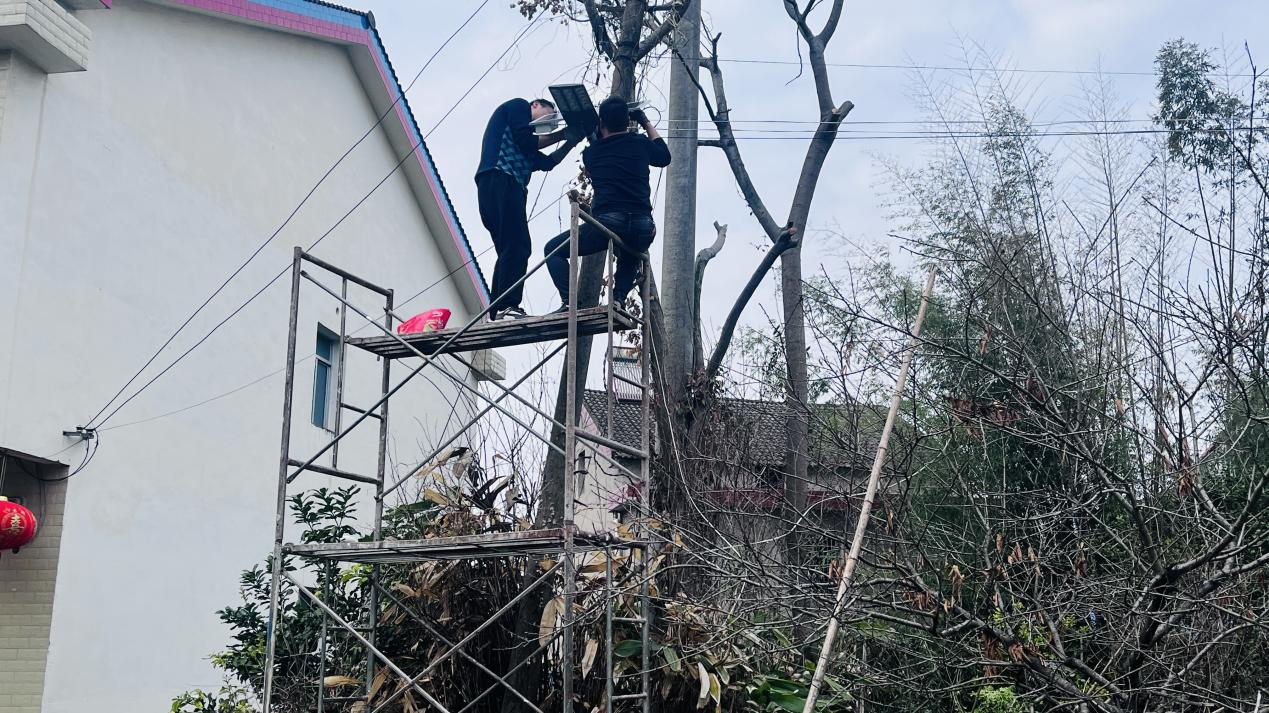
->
[491, 306, 529, 321]
[549, 304, 570, 315]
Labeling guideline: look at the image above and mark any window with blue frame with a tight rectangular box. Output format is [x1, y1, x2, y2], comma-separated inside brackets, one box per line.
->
[312, 326, 338, 429]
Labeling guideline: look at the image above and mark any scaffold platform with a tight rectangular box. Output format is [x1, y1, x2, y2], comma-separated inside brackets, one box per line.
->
[283, 528, 635, 563]
[347, 305, 637, 358]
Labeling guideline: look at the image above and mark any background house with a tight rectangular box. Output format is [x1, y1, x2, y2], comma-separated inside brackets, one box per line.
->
[0, 0, 491, 710]
[576, 348, 893, 536]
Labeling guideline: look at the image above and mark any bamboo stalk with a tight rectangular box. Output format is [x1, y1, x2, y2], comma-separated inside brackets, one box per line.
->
[802, 267, 937, 712]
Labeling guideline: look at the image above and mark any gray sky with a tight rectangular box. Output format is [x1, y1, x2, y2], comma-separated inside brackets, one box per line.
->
[366, 0, 1266, 385]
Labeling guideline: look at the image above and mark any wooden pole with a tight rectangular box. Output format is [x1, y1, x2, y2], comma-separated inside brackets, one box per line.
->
[801, 267, 937, 712]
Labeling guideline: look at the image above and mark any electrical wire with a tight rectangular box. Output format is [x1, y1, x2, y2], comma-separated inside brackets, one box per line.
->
[95, 169, 590, 434]
[656, 116, 1269, 126]
[702, 56, 1260, 78]
[36, 434, 101, 483]
[80, 0, 494, 432]
[86, 11, 545, 432]
[98, 175, 578, 435]
[424, 14, 545, 139]
[676, 125, 1268, 141]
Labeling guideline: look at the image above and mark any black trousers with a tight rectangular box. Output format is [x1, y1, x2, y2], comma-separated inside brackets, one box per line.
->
[543, 211, 655, 305]
[476, 171, 531, 312]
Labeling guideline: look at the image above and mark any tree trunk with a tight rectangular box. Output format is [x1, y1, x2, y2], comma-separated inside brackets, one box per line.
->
[780, 242, 813, 649]
[660, 0, 701, 407]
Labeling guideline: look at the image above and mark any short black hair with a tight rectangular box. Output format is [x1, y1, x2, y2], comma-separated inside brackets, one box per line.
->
[598, 95, 629, 133]
[531, 98, 556, 111]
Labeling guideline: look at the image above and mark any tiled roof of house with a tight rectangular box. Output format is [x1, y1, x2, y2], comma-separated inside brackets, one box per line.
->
[582, 390, 878, 471]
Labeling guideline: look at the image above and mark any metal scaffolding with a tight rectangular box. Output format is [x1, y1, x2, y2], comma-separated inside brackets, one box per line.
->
[263, 200, 654, 713]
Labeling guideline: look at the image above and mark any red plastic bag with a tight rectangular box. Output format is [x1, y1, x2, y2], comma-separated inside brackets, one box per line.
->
[397, 308, 451, 335]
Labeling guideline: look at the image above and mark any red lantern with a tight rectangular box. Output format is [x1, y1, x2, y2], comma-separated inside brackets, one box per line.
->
[0, 496, 38, 556]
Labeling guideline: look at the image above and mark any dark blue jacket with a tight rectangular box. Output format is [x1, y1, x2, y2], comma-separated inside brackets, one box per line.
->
[475, 98, 568, 189]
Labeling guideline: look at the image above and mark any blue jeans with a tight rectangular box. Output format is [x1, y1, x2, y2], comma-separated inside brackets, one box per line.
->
[544, 212, 655, 305]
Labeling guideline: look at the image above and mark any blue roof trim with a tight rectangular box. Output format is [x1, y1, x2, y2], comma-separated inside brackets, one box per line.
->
[252, 0, 364, 27]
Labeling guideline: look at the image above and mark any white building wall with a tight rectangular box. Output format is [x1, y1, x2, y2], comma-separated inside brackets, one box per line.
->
[574, 406, 636, 535]
[0, 2, 482, 710]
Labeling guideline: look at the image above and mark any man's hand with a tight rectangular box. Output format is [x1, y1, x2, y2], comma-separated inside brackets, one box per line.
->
[538, 128, 568, 149]
[629, 108, 648, 127]
[640, 115, 661, 141]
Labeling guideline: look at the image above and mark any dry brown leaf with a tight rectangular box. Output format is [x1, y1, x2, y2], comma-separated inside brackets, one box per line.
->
[579, 552, 609, 574]
[369, 668, 389, 699]
[423, 489, 449, 506]
[581, 638, 599, 679]
[391, 582, 419, 599]
[451, 453, 471, 481]
[323, 675, 360, 688]
[539, 596, 564, 649]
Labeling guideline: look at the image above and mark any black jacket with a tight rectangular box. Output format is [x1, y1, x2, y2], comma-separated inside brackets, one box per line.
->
[582, 132, 672, 215]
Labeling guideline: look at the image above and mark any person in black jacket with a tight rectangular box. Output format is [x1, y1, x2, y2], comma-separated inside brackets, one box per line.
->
[476, 98, 581, 320]
[543, 95, 671, 312]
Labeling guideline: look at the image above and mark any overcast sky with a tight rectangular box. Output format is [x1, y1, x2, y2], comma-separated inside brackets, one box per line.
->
[364, 0, 1266, 386]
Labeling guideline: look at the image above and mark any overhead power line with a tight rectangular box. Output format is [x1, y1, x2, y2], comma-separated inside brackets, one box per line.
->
[658, 116, 1269, 126]
[702, 57, 1260, 78]
[685, 125, 1268, 142]
[81, 0, 495, 432]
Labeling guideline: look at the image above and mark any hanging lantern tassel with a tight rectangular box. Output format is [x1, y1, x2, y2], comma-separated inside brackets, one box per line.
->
[0, 496, 38, 557]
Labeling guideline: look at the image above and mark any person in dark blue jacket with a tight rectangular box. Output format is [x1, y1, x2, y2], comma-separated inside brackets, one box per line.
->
[476, 98, 581, 321]
[544, 95, 671, 312]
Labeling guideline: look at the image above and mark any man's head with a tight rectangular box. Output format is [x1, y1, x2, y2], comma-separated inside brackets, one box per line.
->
[598, 95, 630, 137]
[529, 98, 556, 121]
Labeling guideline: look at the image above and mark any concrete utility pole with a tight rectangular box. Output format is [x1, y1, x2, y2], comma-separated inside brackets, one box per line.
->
[660, 0, 700, 395]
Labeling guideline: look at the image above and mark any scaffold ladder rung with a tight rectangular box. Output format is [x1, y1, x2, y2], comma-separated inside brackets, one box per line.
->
[577, 429, 648, 459]
[286, 458, 380, 485]
[611, 372, 647, 391]
[339, 402, 383, 420]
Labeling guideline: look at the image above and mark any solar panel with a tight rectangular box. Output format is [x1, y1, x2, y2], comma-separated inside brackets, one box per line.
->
[549, 83, 599, 137]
